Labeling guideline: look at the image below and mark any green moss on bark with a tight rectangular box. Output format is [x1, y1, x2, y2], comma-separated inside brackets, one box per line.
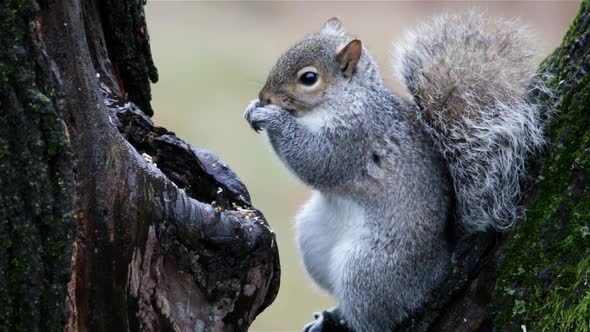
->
[493, 1, 590, 330]
[0, 1, 75, 331]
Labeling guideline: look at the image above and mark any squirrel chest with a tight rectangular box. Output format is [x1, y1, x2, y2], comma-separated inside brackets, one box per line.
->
[295, 191, 367, 292]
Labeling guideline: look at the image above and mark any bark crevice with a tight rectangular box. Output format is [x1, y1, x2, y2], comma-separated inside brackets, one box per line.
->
[1, 1, 280, 331]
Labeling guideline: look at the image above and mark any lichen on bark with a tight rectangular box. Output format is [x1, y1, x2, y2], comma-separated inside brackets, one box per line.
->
[0, 1, 75, 331]
[492, 1, 590, 330]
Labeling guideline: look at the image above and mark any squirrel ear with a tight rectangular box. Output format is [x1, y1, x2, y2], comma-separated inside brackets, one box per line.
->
[321, 17, 343, 35]
[336, 39, 362, 78]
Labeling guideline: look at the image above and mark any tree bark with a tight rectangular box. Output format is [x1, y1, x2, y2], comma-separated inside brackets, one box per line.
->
[0, 1, 280, 332]
[397, 1, 590, 331]
[0, 2, 75, 331]
[491, 2, 590, 330]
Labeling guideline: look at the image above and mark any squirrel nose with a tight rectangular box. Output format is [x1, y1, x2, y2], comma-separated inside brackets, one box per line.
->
[258, 91, 273, 106]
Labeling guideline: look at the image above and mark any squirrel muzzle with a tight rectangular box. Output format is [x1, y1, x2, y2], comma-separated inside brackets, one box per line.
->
[259, 89, 297, 114]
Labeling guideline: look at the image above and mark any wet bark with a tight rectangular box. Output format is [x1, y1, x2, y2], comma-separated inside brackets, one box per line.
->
[0, 1, 280, 332]
[0, 2, 75, 331]
[400, 1, 590, 330]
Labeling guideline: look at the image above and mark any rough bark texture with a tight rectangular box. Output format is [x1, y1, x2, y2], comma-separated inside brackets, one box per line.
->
[0, 2, 75, 331]
[399, 1, 590, 331]
[491, 2, 590, 330]
[0, 1, 280, 332]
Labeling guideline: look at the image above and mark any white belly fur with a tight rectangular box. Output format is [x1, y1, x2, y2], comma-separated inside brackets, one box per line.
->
[295, 191, 366, 293]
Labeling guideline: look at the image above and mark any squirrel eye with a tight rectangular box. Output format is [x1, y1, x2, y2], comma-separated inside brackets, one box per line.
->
[298, 71, 318, 86]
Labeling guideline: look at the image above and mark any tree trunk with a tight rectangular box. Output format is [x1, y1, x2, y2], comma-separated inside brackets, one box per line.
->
[0, 2, 75, 331]
[491, 2, 590, 330]
[398, 1, 590, 331]
[0, 1, 280, 332]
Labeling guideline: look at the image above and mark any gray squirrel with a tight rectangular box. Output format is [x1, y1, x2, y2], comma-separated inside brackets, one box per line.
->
[244, 13, 548, 332]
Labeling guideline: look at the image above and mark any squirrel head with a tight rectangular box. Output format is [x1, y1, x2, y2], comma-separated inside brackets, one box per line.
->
[259, 18, 382, 114]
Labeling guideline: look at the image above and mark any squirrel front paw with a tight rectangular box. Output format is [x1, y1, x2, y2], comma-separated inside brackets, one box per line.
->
[302, 309, 351, 332]
[244, 99, 285, 133]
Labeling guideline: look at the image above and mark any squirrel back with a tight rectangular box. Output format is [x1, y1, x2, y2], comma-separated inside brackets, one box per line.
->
[395, 13, 549, 231]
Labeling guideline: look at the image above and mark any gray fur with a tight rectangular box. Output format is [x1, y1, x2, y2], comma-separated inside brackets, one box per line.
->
[244, 13, 546, 332]
[395, 13, 549, 231]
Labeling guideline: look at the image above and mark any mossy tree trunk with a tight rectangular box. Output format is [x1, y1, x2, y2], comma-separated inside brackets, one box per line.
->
[396, 1, 590, 331]
[0, 1, 280, 332]
[0, 2, 75, 331]
[491, 1, 590, 330]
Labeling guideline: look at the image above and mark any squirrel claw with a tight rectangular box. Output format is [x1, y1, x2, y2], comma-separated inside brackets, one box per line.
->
[302, 318, 323, 332]
[248, 119, 262, 133]
[302, 310, 350, 332]
[244, 99, 284, 133]
[244, 99, 263, 133]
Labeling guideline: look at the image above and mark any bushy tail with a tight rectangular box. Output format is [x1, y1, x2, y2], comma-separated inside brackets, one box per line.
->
[395, 13, 551, 232]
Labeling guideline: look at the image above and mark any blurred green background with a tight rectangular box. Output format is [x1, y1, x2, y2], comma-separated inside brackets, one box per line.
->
[144, 2, 578, 331]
